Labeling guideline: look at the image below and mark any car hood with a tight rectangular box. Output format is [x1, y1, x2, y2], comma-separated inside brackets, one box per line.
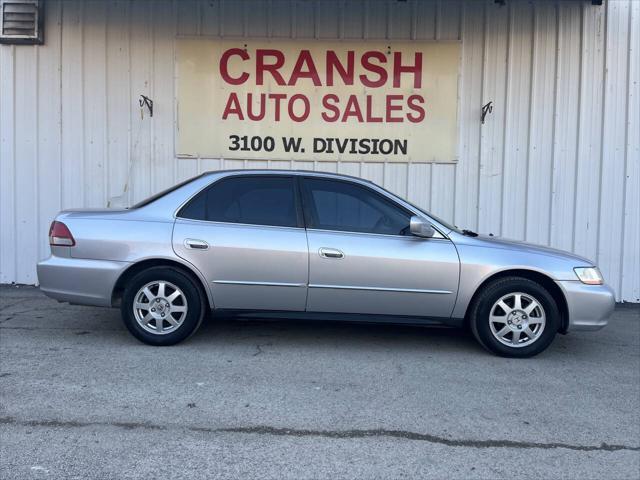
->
[452, 233, 595, 265]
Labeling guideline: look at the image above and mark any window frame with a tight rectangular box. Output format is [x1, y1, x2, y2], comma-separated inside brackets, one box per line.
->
[299, 176, 415, 237]
[176, 174, 304, 229]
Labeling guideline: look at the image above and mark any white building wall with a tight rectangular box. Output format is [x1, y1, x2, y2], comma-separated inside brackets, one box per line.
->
[0, 0, 638, 302]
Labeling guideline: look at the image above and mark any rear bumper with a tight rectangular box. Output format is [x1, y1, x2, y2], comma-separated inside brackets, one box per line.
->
[37, 255, 130, 307]
[557, 281, 616, 331]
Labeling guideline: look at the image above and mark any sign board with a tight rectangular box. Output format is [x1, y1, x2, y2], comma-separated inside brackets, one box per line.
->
[176, 39, 460, 162]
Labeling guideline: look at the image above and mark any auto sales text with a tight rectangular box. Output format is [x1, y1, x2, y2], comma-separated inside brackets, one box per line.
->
[219, 48, 426, 123]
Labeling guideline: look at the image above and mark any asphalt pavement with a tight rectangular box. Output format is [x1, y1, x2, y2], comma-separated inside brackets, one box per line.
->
[1, 285, 639, 479]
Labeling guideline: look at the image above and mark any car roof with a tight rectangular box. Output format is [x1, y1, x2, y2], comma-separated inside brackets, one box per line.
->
[131, 167, 454, 237]
[203, 169, 375, 185]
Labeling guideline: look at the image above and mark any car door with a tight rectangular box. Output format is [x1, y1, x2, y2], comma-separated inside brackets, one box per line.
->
[173, 175, 308, 311]
[300, 177, 459, 318]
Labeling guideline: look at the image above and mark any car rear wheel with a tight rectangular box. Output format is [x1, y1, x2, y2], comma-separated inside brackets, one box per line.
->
[469, 276, 559, 358]
[121, 266, 205, 346]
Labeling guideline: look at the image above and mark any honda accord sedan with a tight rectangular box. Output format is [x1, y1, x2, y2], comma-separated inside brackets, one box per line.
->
[37, 170, 614, 357]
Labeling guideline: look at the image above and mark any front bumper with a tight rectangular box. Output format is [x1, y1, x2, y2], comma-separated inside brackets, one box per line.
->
[557, 281, 616, 331]
[37, 255, 130, 307]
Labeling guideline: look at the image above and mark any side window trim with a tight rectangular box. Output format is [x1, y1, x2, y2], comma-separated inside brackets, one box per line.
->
[292, 176, 306, 228]
[177, 174, 304, 229]
[297, 176, 318, 230]
[299, 176, 413, 236]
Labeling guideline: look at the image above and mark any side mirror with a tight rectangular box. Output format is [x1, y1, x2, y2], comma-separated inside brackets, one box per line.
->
[410, 216, 435, 238]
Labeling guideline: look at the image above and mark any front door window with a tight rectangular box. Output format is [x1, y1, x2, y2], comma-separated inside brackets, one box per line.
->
[301, 177, 411, 236]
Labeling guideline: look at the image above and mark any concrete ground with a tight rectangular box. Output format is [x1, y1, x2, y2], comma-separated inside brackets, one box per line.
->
[0, 285, 638, 480]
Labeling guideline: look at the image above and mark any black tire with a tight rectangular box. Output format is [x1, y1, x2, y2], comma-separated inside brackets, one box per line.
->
[469, 276, 559, 358]
[121, 266, 206, 346]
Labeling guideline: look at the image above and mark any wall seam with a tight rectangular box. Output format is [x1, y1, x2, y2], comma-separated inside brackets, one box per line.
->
[475, 0, 487, 231]
[338, 0, 344, 39]
[618, 0, 633, 298]
[126, 0, 132, 205]
[150, 0, 156, 193]
[220, 0, 225, 37]
[81, 0, 86, 206]
[410, 0, 417, 41]
[58, 1, 63, 213]
[435, 0, 441, 40]
[35, 38, 40, 265]
[595, 0, 609, 273]
[12, 44, 17, 279]
[291, 0, 296, 40]
[499, 0, 512, 237]
[524, 1, 537, 241]
[548, 0, 560, 247]
[104, 1, 110, 207]
[571, 2, 584, 254]
[172, 0, 178, 184]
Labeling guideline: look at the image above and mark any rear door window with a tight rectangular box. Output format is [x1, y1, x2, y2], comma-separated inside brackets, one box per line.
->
[178, 176, 299, 228]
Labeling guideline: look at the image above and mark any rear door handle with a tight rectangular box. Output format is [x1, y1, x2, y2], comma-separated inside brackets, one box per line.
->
[319, 247, 344, 259]
[185, 239, 209, 250]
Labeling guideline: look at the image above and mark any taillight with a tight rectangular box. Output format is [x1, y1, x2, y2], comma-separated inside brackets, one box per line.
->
[49, 221, 76, 246]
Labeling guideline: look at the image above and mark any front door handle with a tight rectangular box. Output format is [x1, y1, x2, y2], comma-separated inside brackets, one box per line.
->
[185, 239, 209, 250]
[319, 247, 344, 259]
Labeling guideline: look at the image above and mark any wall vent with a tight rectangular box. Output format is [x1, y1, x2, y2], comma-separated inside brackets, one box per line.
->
[0, 0, 43, 45]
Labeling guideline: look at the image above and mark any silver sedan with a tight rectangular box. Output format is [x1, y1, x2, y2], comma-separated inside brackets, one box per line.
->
[37, 170, 615, 357]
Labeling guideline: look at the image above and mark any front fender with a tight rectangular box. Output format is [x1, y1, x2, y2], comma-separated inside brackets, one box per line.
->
[450, 243, 580, 319]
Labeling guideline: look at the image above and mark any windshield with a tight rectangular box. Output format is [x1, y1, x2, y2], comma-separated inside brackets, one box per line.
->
[130, 174, 207, 209]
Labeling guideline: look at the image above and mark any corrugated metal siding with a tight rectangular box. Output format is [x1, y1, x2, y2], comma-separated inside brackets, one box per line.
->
[0, 0, 638, 302]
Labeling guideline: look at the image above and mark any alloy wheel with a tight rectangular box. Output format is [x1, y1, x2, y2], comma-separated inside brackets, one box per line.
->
[488, 292, 546, 348]
[133, 281, 188, 335]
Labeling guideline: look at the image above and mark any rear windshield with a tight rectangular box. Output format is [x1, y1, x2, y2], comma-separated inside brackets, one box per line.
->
[130, 174, 206, 209]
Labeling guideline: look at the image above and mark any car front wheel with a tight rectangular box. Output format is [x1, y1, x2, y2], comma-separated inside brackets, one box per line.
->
[469, 277, 560, 357]
[121, 266, 205, 346]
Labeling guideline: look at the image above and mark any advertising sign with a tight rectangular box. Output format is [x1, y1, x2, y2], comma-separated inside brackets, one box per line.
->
[176, 39, 460, 162]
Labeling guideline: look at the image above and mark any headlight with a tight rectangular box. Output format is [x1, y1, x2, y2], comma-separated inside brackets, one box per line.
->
[574, 267, 604, 285]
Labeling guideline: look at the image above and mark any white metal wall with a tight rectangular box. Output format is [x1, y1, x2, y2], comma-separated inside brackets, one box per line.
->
[0, 0, 638, 302]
